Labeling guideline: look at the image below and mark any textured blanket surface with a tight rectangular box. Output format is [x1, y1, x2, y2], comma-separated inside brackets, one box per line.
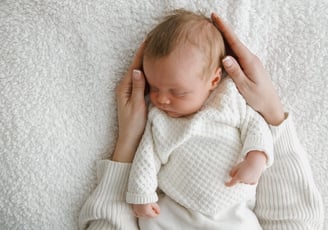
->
[1, 0, 327, 229]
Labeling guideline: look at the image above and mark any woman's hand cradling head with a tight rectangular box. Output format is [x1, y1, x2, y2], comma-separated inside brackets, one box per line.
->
[112, 42, 147, 162]
[211, 13, 285, 126]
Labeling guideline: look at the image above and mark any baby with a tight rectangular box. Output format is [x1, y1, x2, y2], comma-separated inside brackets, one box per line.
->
[126, 9, 273, 229]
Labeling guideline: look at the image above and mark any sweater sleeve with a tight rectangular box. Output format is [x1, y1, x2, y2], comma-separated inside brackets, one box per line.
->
[126, 119, 162, 204]
[239, 104, 274, 167]
[222, 78, 274, 166]
[254, 113, 324, 230]
[78, 160, 138, 230]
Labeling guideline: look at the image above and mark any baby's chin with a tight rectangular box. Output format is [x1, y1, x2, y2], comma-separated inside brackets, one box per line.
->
[165, 111, 183, 118]
[165, 110, 197, 118]
[155, 105, 198, 118]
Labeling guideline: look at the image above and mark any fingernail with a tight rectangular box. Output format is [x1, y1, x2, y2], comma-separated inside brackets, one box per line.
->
[133, 69, 141, 80]
[222, 57, 233, 67]
[212, 13, 219, 19]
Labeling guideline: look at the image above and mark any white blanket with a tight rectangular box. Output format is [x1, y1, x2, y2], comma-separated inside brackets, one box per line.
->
[1, 0, 327, 229]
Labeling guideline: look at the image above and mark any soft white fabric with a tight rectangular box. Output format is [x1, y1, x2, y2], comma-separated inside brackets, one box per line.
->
[79, 161, 138, 230]
[126, 78, 273, 217]
[1, 0, 327, 229]
[78, 114, 323, 230]
[255, 115, 324, 230]
[138, 195, 262, 230]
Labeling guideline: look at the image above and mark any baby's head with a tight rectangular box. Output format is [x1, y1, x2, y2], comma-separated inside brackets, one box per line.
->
[143, 9, 226, 117]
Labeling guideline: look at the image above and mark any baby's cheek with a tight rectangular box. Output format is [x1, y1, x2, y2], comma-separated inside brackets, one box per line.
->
[149, 94, 157, 105]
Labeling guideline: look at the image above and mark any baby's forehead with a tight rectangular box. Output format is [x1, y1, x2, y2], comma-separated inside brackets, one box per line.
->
[145, 43, 206, 65]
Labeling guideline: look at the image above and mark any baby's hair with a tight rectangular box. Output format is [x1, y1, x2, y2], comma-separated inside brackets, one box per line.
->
[144, 9, 226, 77]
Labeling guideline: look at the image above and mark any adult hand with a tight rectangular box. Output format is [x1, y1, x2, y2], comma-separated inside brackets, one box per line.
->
[211, 13, 285, 126]
[112, 42, 147, 162]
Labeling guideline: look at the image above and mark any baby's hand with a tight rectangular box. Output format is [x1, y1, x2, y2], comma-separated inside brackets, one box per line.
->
[132, 203, 160, 218]
[225, 151, 267, 187]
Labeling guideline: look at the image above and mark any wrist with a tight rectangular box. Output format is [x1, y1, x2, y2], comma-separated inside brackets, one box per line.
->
[246, 151, 267, 165]
[111, 135, 140, 163]
[262, 105, 285, 126]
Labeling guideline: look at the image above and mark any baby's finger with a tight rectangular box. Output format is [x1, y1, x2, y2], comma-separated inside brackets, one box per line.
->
[229, 164, 239, 177]
[134, 211, 143, 218]
[145, 209, 159, 218]
[152, 203, 161, 215]
[225, 176, 239, 187]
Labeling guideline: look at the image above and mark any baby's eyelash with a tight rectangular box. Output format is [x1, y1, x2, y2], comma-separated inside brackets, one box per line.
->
[173, 92, 188, 97]
[150, 86, 159, 92]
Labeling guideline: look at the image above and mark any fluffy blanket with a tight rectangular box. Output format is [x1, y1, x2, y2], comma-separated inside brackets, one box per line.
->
[1, 0, 327, 229]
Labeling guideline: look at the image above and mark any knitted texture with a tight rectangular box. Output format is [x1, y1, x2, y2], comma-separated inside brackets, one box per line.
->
[254, 115, 324, 230]
[79, 161, 138, 230]
[126, 78, 273, 215]
[79, 115, 324, 229]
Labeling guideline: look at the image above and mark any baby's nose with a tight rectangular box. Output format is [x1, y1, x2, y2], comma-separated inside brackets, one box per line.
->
[157, 93, 170, 104]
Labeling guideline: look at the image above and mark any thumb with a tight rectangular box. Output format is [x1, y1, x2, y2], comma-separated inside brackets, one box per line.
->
[131, 69, 146, 103]
[222, 56, 250, 88]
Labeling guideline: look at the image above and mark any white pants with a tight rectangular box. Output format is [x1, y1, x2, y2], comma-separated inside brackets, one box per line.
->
[139, 195, 262, 230]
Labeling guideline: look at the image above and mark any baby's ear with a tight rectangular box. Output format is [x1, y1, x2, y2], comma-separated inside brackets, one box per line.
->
[210, 68, 222, 89]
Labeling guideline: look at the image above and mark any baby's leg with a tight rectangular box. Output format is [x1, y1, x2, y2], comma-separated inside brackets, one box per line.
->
[210, 198, 262, 230]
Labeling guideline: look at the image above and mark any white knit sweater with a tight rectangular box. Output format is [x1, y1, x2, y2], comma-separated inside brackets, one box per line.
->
[126, 78, 273, 215]
[78, 80, 324, 230]
[78, 114, 324, 230]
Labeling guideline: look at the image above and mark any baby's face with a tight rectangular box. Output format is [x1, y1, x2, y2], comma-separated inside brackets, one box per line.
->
[143, 44, 218, 118]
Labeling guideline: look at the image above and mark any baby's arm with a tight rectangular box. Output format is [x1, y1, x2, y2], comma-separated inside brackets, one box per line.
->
[132, 203, 160, 218]
[225, 150, 267, 187]
[226, 87, 274, 187]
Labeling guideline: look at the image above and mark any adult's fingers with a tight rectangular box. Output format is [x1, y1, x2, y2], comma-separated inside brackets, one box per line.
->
[211, 13, 253, 66]
[131, 69, 146, 104]
[116, 42, 146, 103]
[222, 56, 252, 89]
[129, 42, 146, 71]
[119, 42, 146, 87]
